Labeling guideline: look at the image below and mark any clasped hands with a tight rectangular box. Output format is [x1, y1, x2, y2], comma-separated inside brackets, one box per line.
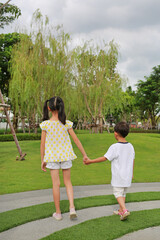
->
[83, 155, 91, 165]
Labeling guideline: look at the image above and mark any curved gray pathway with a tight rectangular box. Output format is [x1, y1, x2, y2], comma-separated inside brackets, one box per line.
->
[0, 200, 160, 240]
[116, 226, 160, 240]
[1, 182, 160, 213]
[0, 183, 160, 240]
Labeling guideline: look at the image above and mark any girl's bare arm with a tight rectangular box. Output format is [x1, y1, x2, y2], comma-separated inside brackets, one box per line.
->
[68, 128, 87, 158]
[40, 130, 47, 171]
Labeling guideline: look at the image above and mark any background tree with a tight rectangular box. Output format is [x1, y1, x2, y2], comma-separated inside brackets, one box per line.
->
[0, 0, 21, 28]
[8, 10, 129, 133]
[74, 40, 124, 132]
[119, 86, 137, 123]
[0, 1, 21, 96]
[9, 10, 74, 132]
[135, 65, 160, 128]
[0, 32, 20, 95]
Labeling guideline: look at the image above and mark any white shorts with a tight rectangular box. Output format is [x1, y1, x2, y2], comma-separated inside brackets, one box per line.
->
[46, 160, 72, 170]
[113, 187, 128, 198]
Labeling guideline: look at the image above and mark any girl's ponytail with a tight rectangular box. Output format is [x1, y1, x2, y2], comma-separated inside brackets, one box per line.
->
[57, 98, 66, 125]
[43, 100, 49, 121]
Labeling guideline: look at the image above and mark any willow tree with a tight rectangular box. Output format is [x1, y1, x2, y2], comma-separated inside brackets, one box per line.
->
[9, 10, 74, 131]
[74, 40, 124, 132]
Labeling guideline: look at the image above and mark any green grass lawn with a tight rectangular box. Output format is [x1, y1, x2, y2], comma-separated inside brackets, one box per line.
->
[0, 133, 160, 194]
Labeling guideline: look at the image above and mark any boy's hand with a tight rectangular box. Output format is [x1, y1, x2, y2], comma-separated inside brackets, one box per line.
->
[83, 156, 92, 165]
[83, 155, 88, 164]
[41, 161, 47, 172]
[85, 158, 92, 165]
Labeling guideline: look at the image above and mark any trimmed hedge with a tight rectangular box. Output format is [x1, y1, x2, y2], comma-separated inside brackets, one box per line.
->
[0, 129, 159, 142]
[0, 128, 42, 135]
[130, 128, 160, 133]
[0, 133, 41, 142]
[109, 127, 160, 134]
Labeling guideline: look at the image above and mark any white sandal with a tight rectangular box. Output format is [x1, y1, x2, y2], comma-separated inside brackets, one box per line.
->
[52, 212, 62, 221]
[70, 208, 77, 220]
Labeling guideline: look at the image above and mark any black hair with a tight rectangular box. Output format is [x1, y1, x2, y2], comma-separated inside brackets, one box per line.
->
[114, 121, 129, 138]
[42, 96, 66, 125]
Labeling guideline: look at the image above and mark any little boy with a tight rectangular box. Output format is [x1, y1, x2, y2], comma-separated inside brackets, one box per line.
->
[84, 122, 135, 220]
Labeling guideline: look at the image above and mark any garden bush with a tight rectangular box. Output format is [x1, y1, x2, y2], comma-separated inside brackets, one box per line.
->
[0, 128, 159, 142]
[0, 133, 41, 142]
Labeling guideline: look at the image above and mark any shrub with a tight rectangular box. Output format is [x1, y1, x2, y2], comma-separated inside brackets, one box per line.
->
[0, 128, 42, 135]
[130, 128, 160, 133]
[0, 133, 41, 142]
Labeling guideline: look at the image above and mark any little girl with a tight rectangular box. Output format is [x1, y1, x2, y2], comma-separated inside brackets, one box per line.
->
[40, 96, 87, 221]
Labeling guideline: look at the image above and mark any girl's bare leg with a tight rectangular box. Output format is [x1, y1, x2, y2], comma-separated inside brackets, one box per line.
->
[63, 168, 74, 209]
[50, 169, 61, 213]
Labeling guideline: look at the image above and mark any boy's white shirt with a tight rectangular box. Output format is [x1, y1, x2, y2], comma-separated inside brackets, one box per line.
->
[104, 142, 135, 187]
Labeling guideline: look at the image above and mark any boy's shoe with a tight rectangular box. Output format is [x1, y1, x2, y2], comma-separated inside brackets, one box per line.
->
[120, 209, 130, 221]
[113, 210, 122, 215]
[114, 209, 130, 216]
[70, 208, 77, 220]
[52, 212, 62, 221]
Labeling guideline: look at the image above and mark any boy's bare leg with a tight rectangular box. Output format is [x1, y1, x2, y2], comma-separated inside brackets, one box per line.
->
[116, 197, 126, 212]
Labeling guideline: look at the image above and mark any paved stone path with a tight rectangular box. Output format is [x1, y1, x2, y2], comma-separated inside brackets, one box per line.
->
[1, 182, 160, 213]
[0, 182, 160, 240]
[116, 226, 160, 240]
[0, 201, 160, 240]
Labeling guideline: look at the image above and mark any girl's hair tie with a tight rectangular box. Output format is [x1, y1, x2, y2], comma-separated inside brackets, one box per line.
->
[54, 97, 57, 107]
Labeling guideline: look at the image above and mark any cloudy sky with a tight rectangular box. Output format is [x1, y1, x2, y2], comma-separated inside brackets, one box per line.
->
[1, 0, 160, 89]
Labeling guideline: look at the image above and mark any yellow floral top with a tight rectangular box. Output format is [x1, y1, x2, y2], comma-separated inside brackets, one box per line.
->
[40, 120, 77, 163]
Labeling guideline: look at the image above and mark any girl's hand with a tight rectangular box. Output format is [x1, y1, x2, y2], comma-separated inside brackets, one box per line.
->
[85, 159, 92, 165]
[83, 155, 88, 164]
[41, 161, 47, 172]
[83, 156, 92, 165]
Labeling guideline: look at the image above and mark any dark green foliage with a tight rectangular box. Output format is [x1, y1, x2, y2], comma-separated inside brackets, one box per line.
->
[0, 33, 21, 95]
[136, 65, 160, 128]
[0, 2, 21, 28]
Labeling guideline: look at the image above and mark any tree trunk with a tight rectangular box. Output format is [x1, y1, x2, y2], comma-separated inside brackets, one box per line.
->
[34, 126, 37, 134]
[5, 121, 8, 134]
[99, 116, 103, 133]
[13, 112, 18, 132]
[0, 89, 26, 160]
[21, 117, 26, 133]
[150, 114, 156, 129]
